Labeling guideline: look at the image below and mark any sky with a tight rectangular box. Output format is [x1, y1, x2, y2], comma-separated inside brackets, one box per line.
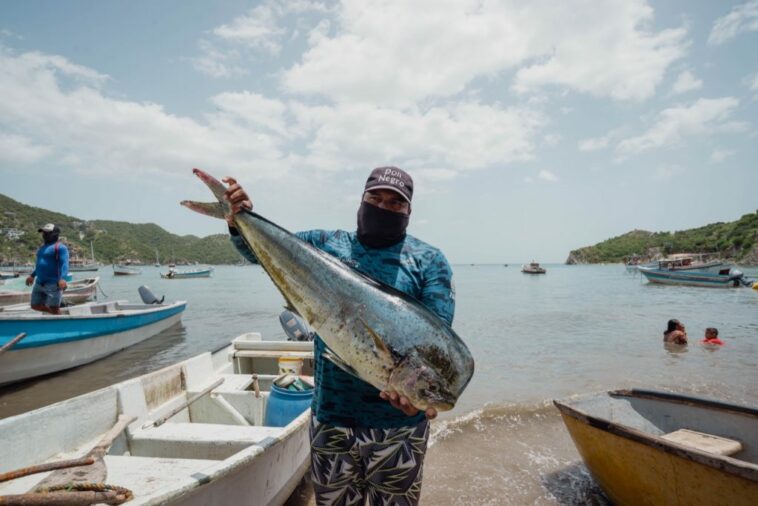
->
[0, 0, 756, 264]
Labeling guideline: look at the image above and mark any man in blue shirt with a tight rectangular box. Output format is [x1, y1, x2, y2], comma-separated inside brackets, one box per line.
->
[26, 223, 69, 314]
[225, 167, 456, 505]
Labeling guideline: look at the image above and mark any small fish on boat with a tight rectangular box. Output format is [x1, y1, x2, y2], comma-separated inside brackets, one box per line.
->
[182, 168, 474, 412]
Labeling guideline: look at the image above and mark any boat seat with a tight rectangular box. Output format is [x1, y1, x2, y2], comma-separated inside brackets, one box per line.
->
[129, 422, 284, 460]
[662, 429, 742, 456]
[104, 455, 219, 499]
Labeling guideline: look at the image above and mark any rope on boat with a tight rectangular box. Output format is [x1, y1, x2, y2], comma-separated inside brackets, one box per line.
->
[96, 282, 109, 299]
[0, 458, 94, 483]
[0, 483, 133, 505]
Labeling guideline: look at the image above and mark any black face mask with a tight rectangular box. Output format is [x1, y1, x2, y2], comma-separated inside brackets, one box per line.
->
[42, 232, 59, 244]
[356, 201, 409, 248]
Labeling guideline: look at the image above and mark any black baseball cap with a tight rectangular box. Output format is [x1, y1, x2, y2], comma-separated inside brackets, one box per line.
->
[363, 166, 413, 203]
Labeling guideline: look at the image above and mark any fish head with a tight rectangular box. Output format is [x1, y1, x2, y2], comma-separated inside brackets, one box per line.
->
[389, 350, 458, 412]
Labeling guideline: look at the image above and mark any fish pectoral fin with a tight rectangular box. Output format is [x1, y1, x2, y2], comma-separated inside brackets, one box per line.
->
[180, 200, 226, 220]
[323, 349, 361, 379]
[359, 318, 394, 363]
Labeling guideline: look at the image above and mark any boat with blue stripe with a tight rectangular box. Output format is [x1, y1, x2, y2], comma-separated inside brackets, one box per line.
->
[638, 265, 752, 288]
[160, 266, 214, 279]
[0, 297, 186, 385]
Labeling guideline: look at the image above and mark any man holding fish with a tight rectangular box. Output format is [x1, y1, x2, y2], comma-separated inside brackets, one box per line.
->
[184, 166, 472, 505]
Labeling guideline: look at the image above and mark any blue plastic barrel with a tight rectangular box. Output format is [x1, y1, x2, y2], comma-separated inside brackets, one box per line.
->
[264, 384, 313, 427]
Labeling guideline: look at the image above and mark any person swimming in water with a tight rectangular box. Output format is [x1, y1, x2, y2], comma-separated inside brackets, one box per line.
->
[663, 319, 687, 345]
[701, 327, 724, 346]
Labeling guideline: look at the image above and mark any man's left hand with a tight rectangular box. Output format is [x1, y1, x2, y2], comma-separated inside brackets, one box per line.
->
[380, 391, 437, 420]
[58, 279, 67, 290]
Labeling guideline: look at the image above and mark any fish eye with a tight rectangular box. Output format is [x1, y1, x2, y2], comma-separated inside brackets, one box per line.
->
[427, 384, 439, 393]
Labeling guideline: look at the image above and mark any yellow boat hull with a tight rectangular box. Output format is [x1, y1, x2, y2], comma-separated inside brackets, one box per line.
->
[561, 412, 758, 505]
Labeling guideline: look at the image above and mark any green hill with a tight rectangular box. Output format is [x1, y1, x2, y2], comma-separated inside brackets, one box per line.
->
[566, 211, 758, 265]
[0, 193, 240, 265]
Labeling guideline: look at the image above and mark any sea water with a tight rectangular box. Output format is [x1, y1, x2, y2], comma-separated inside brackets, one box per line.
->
[1, 264, 756, 504]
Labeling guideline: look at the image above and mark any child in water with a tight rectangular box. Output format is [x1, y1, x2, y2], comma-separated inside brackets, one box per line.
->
[701, 327, 724, 346]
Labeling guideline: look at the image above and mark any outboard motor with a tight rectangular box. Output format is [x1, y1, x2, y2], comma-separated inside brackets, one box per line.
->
[727, 269, 745, 288]
[279, 310, 313, 342]
[139, 285, 165, 305]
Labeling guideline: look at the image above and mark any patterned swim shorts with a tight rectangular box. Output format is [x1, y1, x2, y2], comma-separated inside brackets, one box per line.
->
[309, 415, 430, 506]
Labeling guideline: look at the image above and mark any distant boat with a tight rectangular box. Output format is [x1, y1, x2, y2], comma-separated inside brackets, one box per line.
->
[638, 264, 750, 288]
[522, 261, 546, 274]
[69, 241, 99, 272]
[113, 264, 142, 276]
[0, 295, 186, 385]
[0, 271, 19, 280]
[554, 389, 758, 506]
[160, 266, 214, 279]
[154, 249, 161, 267]
[0, 277, 100, 307]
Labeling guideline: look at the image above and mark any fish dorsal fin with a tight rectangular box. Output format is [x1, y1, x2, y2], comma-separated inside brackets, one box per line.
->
[359, 318, 394, 363]
[323, 348, 361, 379]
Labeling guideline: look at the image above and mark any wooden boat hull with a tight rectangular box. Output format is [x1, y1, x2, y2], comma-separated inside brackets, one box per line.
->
[555, 390, 758, 506]
[0, 277, 100, 307]
[113, 265, 142, 275]
[0, 300, 186, 385]
[638, 267, 743, 288]
[0, 335, 313, 505]
[160, 268, 213, 279]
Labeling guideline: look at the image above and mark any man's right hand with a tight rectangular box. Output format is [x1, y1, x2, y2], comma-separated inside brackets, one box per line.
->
[25, 275, 34, 286]
[222, 176, 253, 227]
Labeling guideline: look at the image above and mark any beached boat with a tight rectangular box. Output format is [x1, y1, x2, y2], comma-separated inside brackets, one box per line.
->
[160, 267, 214, 279]
[638, 264, 750, 288]
[0, 277, 100, 307]
[113, 264, 142, 276]
[554, 389, 758, 506]
[0, 296, 186, 385]
[522, 262, 546, 274]
[0, 332, 314, 505]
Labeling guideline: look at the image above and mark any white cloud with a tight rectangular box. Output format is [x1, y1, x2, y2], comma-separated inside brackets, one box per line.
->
[710, 149, 735, 163]
[283, 0, 688, 104]
[653, 164, 684, 181]
[212, 4, 285, 53]
[578, 134, 612, 152]
[708, 0, 758, 45]
[190, 39, 246, 78]
[0, 45, 288, 179]
[0, 133, 51, 163]
[289, 101, 546, 172]
[192, 0, 331, 79]
[538, 169, 559, 182]
[671, 70, 703, 94]
[616, 97, 742, 158]
[0, 44, 547, 185]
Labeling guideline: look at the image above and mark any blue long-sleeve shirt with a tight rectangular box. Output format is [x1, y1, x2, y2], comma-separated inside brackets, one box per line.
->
[31, 242, 69, 285]
[231, 229, 455, 428]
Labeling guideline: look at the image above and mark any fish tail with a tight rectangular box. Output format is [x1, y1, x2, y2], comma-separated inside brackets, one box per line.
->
[192, 168, 228, 202]
[180, 200, 226, 219]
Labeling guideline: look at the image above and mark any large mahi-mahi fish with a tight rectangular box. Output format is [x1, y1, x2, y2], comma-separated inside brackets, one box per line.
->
[182, 168, 474, 411]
